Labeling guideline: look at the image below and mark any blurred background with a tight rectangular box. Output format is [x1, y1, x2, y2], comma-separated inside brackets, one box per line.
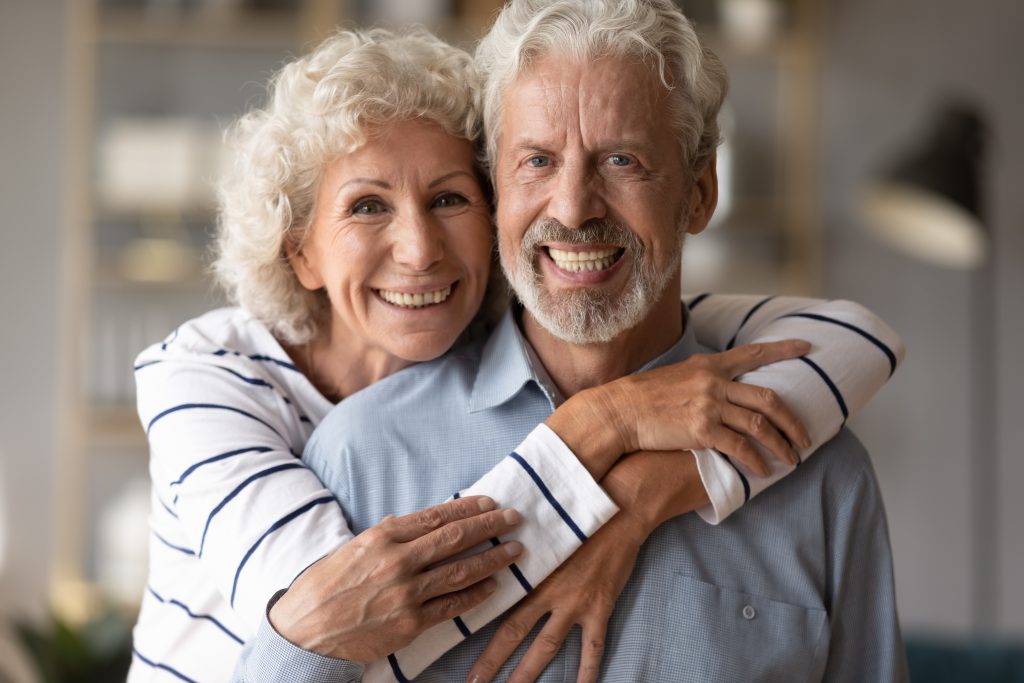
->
[0, 0, 1021, 680]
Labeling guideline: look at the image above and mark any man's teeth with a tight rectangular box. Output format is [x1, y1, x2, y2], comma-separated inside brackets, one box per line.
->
[548, 247, 620, 273]
[378, 285, 452, 309]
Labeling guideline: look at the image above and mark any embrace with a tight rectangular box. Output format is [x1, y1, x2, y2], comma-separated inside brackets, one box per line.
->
[130, 1, 908, 681]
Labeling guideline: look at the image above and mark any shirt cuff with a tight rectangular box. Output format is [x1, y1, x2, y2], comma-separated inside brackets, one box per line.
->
[232, 590, 364, 683]
[691, 448, 745, 525]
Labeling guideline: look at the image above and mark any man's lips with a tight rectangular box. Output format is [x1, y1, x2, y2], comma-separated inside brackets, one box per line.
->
[539, 245, 627, 283]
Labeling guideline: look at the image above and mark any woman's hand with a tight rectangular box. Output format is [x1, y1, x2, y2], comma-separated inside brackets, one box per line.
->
[465, 514, 644, 683]
[549, 339, 813, 479]
[268, 495, 523, 664]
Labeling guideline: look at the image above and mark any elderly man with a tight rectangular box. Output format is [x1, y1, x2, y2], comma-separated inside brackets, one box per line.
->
[236, 1, 907, 681]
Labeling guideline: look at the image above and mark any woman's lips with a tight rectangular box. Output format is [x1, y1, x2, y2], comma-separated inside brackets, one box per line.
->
[374, 283, 455, 309]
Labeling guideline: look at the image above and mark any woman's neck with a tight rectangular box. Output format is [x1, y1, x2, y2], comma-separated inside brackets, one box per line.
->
[284, 325, 413, 403]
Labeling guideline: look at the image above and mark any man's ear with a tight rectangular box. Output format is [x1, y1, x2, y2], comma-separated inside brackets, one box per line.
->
[684, 152, 718, 236]
[287, 233, 324, 291]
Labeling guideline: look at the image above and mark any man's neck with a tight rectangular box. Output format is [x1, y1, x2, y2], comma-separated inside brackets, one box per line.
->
[520, 286, 684, 398]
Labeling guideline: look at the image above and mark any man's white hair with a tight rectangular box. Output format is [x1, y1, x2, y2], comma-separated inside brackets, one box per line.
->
[475, 0, 728, 177]
[214, 28, 480, 344]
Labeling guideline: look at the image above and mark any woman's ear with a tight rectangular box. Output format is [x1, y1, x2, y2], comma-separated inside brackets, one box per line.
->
[287, 232, 324, 291]
[684, 152, 719, 236]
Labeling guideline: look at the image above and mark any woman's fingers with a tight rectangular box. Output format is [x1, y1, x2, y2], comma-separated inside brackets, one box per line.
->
[411, 507, 521, 567]
[419, 541, 523, 600]
[386, 495, 498, 542]
[507, 614, 575, 683]
[719, 339, 810, 378]
[467, 603, 546, 683]
[726, 382, 811, 449]
[722, 404, 798, 467]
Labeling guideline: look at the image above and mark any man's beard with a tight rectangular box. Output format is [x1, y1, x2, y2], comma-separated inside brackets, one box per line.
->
[500, 217, 683, 344]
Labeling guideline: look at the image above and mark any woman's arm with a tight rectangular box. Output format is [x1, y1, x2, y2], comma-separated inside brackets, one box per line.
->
[681, 293, 905, 522]
[135, 355, 356, 633]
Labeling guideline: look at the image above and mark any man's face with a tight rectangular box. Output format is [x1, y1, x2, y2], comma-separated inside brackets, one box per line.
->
[494, 54, 713, 344]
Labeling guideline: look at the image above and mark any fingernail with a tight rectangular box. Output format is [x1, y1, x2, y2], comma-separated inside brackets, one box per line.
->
[801, 435, 812, 449]
[478, 497, 496, 512]
[482, 578, 498, 594]
[795, 340, 811, 351]
[503, 541, 524, 558]
[469, 676, 483, 683]
[502, 508, 521, 525]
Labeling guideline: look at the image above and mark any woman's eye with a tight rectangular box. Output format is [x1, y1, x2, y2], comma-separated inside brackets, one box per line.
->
[526, 156, 550, 168]
[608, 154, 632, 167]
[352, 199, 386, 215]
[432, 192, 468, 209]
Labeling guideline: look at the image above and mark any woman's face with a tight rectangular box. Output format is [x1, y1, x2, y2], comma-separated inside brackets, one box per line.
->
[291, 119, 493, 365]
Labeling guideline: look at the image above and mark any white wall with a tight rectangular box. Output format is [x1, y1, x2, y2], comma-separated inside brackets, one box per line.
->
[820, 0, 1024, 636]
[0, 0, 69, 620]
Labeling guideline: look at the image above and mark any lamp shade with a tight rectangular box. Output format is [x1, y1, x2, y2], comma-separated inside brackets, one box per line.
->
[862, 105, 987, 269]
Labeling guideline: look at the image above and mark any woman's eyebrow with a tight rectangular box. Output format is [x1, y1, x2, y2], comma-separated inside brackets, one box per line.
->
[338, 177, 391, 192]
[428, 170, 474, 188]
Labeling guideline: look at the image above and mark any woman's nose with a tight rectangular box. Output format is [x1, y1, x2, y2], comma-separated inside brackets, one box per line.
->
[391, 211, 445, 271]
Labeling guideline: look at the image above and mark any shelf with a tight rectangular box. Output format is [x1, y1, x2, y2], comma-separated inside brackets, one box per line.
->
[96, 10, 304, 49]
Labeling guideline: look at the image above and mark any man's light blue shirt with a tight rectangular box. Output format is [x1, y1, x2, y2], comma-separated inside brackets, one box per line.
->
[237, 309, 907, 682]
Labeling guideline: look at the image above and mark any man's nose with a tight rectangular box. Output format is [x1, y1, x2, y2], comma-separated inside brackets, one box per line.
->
[392, 211, 445, 271]
[546, 161, 606, 229]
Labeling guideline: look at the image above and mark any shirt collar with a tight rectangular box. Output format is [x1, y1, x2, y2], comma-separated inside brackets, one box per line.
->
[468, 304, 701, 413]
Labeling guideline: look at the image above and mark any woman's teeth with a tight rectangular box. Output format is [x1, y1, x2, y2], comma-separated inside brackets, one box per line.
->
[548, 247, 621, 273]
[377, 285, 452, 309]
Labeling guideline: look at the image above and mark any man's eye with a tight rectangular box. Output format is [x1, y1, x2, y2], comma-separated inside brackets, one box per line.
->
[527, 156, 550, 168]
[432, 193, 468, 209]
[352, 199, 386, 215]
[608, 154, 632, 167]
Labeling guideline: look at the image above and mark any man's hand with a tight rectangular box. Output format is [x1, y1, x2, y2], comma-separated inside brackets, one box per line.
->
[269, 496, 523, 664]
[466, 514, 644, 683]
[557, 339, 813, 478]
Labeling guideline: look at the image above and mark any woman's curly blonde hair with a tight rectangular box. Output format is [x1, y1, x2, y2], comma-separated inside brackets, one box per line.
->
[213, 28, 482, 344]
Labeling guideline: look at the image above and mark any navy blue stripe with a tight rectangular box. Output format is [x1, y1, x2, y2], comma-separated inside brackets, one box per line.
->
[726, 296, 776, 350]
[161, 327, 179, 352]
[133, 360, 163, 372]
[157, 495, 178, 519]
[212, 349, 299, 372]
[779, 312, 898, 377]
[198, 463, 304, 556]
[799, 357, 849, 421]
[488, 537, 533, 593]
[507, 562, 533, 593]
[230, 496, 336, 607]
[153, 531, 195, 556]
[387, 654, 411, 683]
[723, 455, 751, 503]
[146, 403, 285, 440]
[453, 615, 472, 638]
[212, 365, 276, 389]
[687, 292, 711, 310]
[167, 599, 244, 645]
[452, 491, 461, 499]
[147, 585, 244, 645]
[132, 648, 198, 683]
[170, 446, 274, 487]
[508, 452, 587, 542]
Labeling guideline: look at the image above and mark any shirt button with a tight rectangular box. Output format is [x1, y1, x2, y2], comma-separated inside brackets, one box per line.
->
[742, 605, 756, 620]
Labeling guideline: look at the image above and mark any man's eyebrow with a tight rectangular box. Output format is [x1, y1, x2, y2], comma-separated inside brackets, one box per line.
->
[428, 170, 474, 188]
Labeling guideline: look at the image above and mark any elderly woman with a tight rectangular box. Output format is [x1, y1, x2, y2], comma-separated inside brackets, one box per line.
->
[128, 28, 902, 683]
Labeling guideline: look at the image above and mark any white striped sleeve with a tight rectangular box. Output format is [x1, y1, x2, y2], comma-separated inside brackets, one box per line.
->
[360, 424, 619, 683]
[683, 294, 906, 524]
[136, 359, 355, 633]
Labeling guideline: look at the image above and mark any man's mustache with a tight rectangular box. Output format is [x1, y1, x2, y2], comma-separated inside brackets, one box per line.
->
[521, 218, 644, 252]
